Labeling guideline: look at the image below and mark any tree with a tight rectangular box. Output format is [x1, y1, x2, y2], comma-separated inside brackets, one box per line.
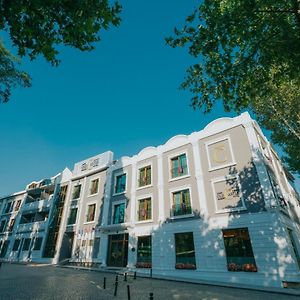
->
[0, 0, 121, 103]
[166, 0, 300, 174]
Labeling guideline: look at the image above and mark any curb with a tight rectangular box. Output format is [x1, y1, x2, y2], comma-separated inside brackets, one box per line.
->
[56, 265, 300, 297]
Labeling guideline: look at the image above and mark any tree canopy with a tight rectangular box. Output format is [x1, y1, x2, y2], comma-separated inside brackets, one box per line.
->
[0, 0, 121, 102]
[166, 0, 300, 174]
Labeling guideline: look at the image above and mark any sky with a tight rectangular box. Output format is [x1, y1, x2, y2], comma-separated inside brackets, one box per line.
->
[0, 0, 299, 196]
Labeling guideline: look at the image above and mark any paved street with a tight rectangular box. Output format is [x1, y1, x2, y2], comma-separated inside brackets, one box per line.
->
[0, 263, 299, 300]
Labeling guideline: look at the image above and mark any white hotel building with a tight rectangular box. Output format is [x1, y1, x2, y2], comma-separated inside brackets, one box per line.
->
[1, 112, 300, 288]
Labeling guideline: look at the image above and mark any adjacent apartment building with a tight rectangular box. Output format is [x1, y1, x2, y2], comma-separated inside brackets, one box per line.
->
[1, 112, 300, 288]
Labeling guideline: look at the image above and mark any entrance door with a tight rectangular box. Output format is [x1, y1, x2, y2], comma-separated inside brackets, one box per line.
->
[107, 234, 128, 267]
[59, 232, 74, 261]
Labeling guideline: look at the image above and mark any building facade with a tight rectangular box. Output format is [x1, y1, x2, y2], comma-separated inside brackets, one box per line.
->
[1, 112, 300, 288]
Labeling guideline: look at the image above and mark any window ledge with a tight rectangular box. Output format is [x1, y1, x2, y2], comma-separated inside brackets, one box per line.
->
[87, 193, 99, 198]
[209, 162, 237, 172]
[170, 213, 194, 220]
[169, 174, 190, 182]
[135, 219, 153, 224]
[84, 221, 95, 225]
[136, 185, 153, 191]
[215, 207, 247, 214]
[113, 191, 126, 196]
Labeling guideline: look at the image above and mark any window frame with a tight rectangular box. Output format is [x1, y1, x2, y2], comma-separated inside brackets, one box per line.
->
[169, 186, 193, 219]
[137, 163, 153, 189]
[72, 184, 82, 200]
[211, 175, 246, 214]
[205, 135, 236, 172]
[88, 177, 100, 196]
[136, 195, 153, 223]
[222, 227, 257, 272]
[136, 235, 152, 268]
[85, 202, 97, 224]
[168, 151, 190, 182]
[113, 171, 127, 196]
[174, 231, 197, 270]
[67, 206, 78, 226]
[111, 200, 126, 225]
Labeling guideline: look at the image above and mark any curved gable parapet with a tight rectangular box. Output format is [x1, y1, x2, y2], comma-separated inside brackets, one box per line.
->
[164, 134, 189, 150]
[137, 146, 157, 160]
[203, 117, 236, 135]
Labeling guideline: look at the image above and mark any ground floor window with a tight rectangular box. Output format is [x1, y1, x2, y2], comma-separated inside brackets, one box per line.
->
[287, 228, 300, 269]
[33, 237, 43, 251]
[222, 228, 257, 272]
[136, 236, 152, 268]
[0, 240, 10, 258]
[175, 232, 196, 270]
[92, 238, 100, 259]
[22, 238, 31, 251]
[107, 234, 128, 267]
[12, 239, 21, 251]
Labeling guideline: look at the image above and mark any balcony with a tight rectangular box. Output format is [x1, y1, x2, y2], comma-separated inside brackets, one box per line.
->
[17, 221, 46, 233]
[22, 198, 52, 213]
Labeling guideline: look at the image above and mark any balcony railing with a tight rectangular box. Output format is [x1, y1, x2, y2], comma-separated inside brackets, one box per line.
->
[22, 198, 52, 212]
[17, 221, 46, 233]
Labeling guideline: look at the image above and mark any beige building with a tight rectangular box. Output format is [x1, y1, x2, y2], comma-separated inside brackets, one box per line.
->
[1, 112, 300, 289]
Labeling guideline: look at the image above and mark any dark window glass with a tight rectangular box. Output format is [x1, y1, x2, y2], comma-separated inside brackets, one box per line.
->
[90, 179, 99, 195]
[172, 189, 192, 217]
[139, 166, 151, 187]
[33, 237, 43, 251]
[115, 174, 126, 194]
[22, 238, 31, 251]
[0, 240, 10, 258]
[113, 203, 125, 224]
[137, 198, 152, 221]
[92, 238, 100, 259]
[136, 236, 152, 268]
[67, 208, 78, 225]
[0, 220, 6, 232]
[287, 228, 300, 269]
[86, 204, 96, 222]
[72, 185, 81, 199]
[223, 228, 257, 272]
[171, 154, 188, 178]
[175, 232, 196, 269]
[12, 239, 21, 251]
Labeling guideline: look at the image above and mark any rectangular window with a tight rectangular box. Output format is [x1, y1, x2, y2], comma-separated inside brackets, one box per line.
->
[92, 238, 100, 259]
[137, 198, 152, 221]
[14, 200, 22, 211]
[136, 236, 152, 268]
[33, 237, 43, 251]
[0, 240, 10, 258]
[90, 178, 99, 195]
[115, 174, 126, 194]
[4, 202, 13, 214]
[171, 154, 188, 178]
[72, 185, 81, 200]
[0, 220, 6, 232]
[22, 238, 31, 251]
[139, 166, 151, 187]
[7, 218, 15, 232]
[172, 189, 192, 217]
[175, 232, 196, 269]
[113, 202, 125, 224]
[86, 203, 96, 222]
[12, 239, 21, 251]
[287, 228, 300, 269]
[222, 228, 257, 272]
[67, 207, 78, 225]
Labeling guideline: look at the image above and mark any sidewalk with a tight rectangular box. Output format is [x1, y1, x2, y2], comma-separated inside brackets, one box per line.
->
[58, 264, 300, 297]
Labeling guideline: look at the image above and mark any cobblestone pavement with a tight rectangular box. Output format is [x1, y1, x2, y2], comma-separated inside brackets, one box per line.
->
[0, 263, 299, 300]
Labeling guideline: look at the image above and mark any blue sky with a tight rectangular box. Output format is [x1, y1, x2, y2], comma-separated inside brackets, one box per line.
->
[0, 0, 299, 195]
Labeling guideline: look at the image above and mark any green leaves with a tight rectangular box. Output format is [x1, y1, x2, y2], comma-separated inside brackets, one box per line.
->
[0, 40, 31, 103]
[167, 0, 300, 173]
[0, 0, 121, 101]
